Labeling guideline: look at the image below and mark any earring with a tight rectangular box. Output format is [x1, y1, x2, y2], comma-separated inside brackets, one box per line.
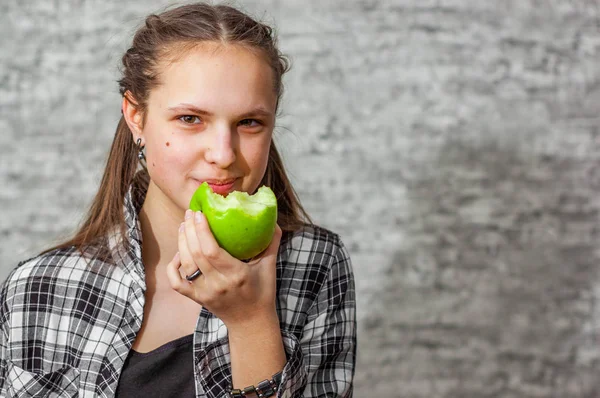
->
[136, 138, 146, 161]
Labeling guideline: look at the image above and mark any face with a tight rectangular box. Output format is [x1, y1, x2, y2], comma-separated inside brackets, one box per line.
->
[124, 42, 277, 214]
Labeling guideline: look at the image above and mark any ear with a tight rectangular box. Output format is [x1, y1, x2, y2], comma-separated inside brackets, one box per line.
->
[122, 91, 144, 141]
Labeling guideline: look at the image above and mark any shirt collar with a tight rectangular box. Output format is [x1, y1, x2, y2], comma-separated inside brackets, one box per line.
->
[108, 171, 149, 286]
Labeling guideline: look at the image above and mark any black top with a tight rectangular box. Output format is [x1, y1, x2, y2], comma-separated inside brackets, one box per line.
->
[116, 334, 195, 398]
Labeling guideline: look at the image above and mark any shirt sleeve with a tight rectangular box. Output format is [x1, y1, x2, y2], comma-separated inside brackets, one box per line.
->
[0, 279, 10, 397]
[277, 238, 357, 398]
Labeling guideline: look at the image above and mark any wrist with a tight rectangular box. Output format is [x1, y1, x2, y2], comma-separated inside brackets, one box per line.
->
[230, 371, 283, 398]
[227, 308, 280, 336]
[227, 308, 286, 390]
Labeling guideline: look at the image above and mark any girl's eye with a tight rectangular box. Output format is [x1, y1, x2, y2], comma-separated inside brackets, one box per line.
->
[239, 119, 261, 127]
[179, 115, 201, 125]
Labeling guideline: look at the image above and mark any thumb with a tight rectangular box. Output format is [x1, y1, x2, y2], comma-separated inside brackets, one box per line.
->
[250, 224, 282, 264]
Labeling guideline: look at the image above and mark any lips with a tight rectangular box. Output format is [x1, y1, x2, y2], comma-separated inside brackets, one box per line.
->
[195, 178, 237, 196]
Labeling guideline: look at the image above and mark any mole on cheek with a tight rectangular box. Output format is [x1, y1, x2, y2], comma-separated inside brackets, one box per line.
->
[153, 162, 155, 167]
[166, 142, 170, 147]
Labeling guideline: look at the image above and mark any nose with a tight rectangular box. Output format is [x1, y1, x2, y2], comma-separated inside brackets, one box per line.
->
[204, 125, 236, 168]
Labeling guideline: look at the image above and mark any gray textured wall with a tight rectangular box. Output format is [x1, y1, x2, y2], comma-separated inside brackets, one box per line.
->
[2, 1, 600, 396]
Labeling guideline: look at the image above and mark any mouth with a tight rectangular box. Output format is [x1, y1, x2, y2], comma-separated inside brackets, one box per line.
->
[194, 178, 237, 196]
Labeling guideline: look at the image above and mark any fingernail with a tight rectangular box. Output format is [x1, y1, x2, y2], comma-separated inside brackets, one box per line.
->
[185, 209, 192, 220]
[195, 211, 202, 224]
[179, 223, 185, 232]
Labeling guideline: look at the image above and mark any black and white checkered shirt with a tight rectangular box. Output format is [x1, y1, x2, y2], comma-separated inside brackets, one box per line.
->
[0, 177, 356, 397]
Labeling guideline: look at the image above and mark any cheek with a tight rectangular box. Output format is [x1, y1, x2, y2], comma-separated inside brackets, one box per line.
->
[148, 138, 189, 179]
[248, 138, 271, 175]
[258, 146, 271, 169]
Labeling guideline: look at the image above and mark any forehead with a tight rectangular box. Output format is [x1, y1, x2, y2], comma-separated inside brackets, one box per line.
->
[149, 42, 277, 111]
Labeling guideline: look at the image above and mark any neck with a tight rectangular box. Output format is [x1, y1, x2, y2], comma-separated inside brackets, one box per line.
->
[139, 180, 185, 289]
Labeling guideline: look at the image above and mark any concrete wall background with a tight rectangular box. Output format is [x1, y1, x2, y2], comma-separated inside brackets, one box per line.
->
[1, 0, 599, 396]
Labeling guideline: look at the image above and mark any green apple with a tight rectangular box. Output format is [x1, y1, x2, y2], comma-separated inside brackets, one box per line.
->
[189, 182, 277, 260]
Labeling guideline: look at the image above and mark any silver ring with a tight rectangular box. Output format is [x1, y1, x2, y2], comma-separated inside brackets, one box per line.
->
[185, 269, 202, 281]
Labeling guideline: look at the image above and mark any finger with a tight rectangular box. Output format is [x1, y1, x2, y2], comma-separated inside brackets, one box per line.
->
[166, 251, 207, 303]
[263, 223, 283, 258]
[178, 221, 201, 280]
[249, 223, 283, 264]
[166, 252, 193, 296]
[185, 210, 215, 276]
[194, 211, 237, 272]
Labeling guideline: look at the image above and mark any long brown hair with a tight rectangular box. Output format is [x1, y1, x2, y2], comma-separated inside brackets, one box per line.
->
[40, 2, 312, 261]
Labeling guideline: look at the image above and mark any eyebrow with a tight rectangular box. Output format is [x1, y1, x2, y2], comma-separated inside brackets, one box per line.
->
[167, 103, 274, 119]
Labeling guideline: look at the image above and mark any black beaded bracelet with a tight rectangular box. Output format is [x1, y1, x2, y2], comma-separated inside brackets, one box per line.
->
[230, 371, 282, 398]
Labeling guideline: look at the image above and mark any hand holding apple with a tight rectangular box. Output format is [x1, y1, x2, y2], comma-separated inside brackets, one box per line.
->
[165, 184, 281, 327]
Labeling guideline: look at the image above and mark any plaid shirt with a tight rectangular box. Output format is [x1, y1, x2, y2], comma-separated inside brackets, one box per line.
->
[0, 177, 356, 397]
